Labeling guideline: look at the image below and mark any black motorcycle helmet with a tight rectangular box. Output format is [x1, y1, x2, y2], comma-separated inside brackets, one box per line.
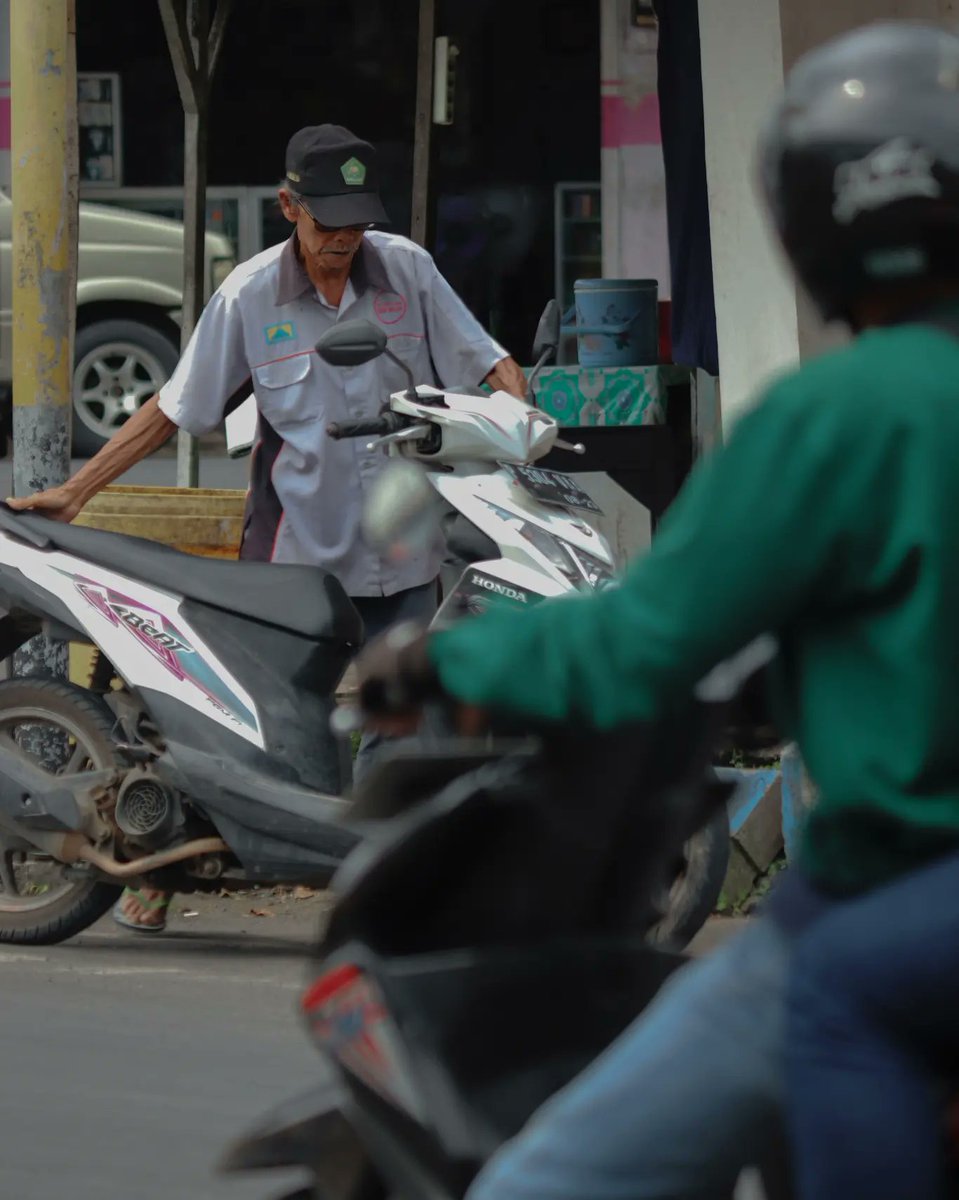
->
[760, 22, 959, 323]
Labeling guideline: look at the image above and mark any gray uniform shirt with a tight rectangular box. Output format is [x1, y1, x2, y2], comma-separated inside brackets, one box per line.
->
[158, 230, 507, 596]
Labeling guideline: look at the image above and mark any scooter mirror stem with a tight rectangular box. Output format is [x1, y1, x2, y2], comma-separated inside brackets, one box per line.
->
[526, 348, 552, 407]
[384, 347, 419, 403]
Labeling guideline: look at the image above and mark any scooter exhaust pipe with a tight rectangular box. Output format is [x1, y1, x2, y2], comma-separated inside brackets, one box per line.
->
[77, 837, 229, 878]
[24, 828, 229, 878]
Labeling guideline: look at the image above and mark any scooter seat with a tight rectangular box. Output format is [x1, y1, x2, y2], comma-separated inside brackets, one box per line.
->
[0, 506, 363, 643]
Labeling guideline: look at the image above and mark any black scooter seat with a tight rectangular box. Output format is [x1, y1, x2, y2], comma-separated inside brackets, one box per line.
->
[0, 506, 363, 643]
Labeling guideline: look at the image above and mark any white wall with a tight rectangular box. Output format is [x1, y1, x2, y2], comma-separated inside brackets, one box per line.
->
[698, 0, 800, 430]
[699, 0, 959, 431]
[600, 0, 671, 296]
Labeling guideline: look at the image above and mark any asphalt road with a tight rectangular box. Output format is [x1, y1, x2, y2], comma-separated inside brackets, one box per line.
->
[0, 896, 330, 1200]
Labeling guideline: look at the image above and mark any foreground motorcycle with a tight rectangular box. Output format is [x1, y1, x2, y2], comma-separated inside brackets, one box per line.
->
[220, 640, 772, 1199]
[316, 304, 729, 945]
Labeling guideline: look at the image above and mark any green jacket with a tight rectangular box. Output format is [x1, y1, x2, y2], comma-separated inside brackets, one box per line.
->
[431, 320, 959, 894]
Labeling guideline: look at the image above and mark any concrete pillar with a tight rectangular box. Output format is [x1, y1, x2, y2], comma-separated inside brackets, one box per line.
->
[600, 0, 671, 293]
[10, 0, 77, 686]
[697, 0, 799, 431]
[700, 0, 959, 430]
[0, 1, 10, 192]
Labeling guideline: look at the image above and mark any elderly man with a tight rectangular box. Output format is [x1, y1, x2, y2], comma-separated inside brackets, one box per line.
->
[9, 123, 525, 931]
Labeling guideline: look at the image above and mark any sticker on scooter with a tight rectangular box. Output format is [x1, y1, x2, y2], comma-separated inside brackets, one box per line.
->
[302, 964, 425, 1119]
[66, 574, 258, 731]
[109, 604, 193, 654]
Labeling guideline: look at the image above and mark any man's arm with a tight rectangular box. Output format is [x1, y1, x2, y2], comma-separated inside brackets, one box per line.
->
[6, 396, 176, 521]
[417, 250, 526, 397]
[484, 355, 527, 399]
[428, 382, 871, 728]
[8, 286, 249, 521]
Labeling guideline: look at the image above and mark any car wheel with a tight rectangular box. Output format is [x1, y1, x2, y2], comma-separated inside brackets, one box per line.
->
[72, 318, 180, 457]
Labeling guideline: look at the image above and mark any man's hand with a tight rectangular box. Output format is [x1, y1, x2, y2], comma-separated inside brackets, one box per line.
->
[354, 621, 490, 737]
[354, 620, 444, 734]
[6, 483, 83, 523]
[484, 355, 528, 400]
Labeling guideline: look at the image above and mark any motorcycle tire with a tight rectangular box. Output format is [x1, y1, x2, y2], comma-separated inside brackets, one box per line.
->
[647, 805, 730, 949]
[0, 678, 123, 945]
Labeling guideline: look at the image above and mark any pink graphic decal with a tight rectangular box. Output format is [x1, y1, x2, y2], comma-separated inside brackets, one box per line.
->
[373, 290, 408, 325]
[65, 572, 257, 730]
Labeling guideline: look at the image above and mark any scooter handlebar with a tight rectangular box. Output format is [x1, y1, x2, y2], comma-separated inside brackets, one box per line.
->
[326, 412, 408, 441]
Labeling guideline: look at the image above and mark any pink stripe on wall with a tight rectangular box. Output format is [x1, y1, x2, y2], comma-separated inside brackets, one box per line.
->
[0, 98, 10, 151]
[602, 93, 661, 148]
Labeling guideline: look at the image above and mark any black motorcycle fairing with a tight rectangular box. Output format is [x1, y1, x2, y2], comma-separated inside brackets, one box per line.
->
[157, 599, 357, 792]
[322, 710, 725, 960]
[315, 937, 685, 1162]
[441, 513, 500, 567]
[153, 748, 356, 875]
[219, 1080, 359, 1174]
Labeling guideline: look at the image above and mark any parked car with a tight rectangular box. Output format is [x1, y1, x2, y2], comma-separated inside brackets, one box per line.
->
[0, 190, 236, 456]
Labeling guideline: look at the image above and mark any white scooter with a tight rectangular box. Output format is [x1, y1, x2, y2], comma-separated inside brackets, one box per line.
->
[320, 301, 617, 621]
[313, 303, 730, 946]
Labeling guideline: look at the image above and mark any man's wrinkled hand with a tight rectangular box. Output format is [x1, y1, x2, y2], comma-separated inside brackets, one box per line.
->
[484, 355, 528, 400]
[5, 485, 83, 523]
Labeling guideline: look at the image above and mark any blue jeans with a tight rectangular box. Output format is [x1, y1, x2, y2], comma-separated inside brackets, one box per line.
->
[349, 580, 437, 781]
[786, 850, 959, 1200]
[467, 918, 789, 1200]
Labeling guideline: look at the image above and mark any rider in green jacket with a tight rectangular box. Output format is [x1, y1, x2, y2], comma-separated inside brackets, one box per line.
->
[357, 21, 959, 1197]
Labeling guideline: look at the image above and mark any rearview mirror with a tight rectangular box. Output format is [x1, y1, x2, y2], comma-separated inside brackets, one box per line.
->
[531, 300, 561, 363]
[315, 319, 387, 367]
[361, 460, 446, 558]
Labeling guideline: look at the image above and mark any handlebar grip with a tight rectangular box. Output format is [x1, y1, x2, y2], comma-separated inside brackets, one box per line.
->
[326, 417, 392, 440]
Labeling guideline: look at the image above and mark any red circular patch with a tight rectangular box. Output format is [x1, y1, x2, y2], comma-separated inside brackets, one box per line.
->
[373, 290, 408, 325]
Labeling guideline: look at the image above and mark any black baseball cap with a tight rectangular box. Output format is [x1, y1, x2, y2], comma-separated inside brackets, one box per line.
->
[284, 124, 389, 228]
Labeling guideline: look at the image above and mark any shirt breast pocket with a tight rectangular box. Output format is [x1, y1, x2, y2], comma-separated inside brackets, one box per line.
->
[252, 354, 317, 431]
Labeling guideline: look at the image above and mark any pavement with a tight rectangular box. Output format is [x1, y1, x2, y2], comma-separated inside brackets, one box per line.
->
[0, 891, 332, 1200]
[0, 885, 748, 1200]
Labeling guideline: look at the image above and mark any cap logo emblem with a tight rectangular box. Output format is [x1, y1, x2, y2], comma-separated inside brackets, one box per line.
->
[341, 157, 367, 186]
[833, 137, 941, 225]
[287, 170, 301, 183]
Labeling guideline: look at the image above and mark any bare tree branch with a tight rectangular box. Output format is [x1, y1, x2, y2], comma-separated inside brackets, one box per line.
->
[208, 0, 235, 76]
[158, 0, 200, 112]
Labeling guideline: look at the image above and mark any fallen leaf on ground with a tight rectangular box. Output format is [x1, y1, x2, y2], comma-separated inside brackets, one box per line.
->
[249, 907, 276, 918]
[293, 886, 318, 899]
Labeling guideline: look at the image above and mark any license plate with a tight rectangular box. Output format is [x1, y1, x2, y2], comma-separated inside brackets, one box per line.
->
[505, 465, 603, 514]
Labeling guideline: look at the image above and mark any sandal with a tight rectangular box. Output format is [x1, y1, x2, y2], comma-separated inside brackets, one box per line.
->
[112, 887, 172, 934]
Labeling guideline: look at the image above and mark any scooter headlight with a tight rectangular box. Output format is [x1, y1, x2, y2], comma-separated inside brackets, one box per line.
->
[483, 502, 579, 581]
[567, 545, 618, 591]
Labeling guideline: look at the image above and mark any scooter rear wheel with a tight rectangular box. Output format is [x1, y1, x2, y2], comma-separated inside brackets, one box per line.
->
[0, 678, 123, 945]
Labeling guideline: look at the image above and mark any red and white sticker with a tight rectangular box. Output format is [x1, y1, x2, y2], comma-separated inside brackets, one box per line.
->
[302, 964, 425, 1119]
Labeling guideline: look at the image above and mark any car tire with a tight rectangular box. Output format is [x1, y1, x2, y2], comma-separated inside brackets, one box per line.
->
[72, 318, 180, 457]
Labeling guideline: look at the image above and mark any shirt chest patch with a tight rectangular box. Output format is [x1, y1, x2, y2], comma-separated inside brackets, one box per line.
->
[265, 321, 298, 346]
[373, 290, 409, 325]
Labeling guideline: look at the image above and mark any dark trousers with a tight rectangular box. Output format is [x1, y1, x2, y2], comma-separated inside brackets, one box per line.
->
[786, 849, 959, 1200]
[348, 580, 437, 780]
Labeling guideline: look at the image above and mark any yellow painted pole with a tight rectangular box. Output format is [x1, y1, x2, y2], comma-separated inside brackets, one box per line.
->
[10, 0, 77, 683]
